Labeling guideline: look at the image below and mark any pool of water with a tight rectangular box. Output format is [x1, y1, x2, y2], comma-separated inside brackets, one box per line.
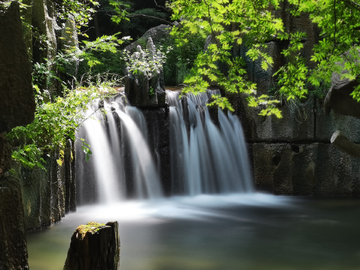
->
[27, 194, 360, 270]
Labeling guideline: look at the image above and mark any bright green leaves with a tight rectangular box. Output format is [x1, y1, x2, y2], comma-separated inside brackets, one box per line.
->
[246, 45, 274, 71]
[247, 95, 282, 118]
[170, 0, 284, 116]
[294, 0, 360, 90]
[7, 88, 101, 170]
[57, 0, 99, 36]
[274, 31, 309, 101]
[80, 139, 92, 162]
[121, 44, 172, 80]
[77, 33, 124, 69]
[109, 0, 130, 24]
[208, 95, 234, 111]
[11, 144, 46, 170]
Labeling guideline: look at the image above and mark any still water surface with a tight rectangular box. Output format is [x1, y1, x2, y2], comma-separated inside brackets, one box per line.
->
[27, 194, 360, 270]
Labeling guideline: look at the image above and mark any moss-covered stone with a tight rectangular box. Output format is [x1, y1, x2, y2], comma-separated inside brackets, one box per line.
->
[76, 222, 106, 239]
[64, 221, 120, 270]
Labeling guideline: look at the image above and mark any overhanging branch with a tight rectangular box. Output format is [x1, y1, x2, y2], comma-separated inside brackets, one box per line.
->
[127, 14, 174, 25]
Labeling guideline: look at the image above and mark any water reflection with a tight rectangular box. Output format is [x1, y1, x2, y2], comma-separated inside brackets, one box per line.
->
[27, 194, 360, 270]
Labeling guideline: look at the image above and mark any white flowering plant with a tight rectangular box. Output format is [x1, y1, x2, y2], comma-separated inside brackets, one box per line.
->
[122, 44, 172, 80]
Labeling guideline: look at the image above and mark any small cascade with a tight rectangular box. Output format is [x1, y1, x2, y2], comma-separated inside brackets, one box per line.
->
[166, 90, 254, 195]
[112, 105, 163, 199]
[77, 101, 123, 204]
[76, 94, 162, 204]
[76, 89, 253, 204]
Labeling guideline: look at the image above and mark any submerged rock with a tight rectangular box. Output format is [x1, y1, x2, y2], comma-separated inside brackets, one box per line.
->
[64, 221, 120, 270]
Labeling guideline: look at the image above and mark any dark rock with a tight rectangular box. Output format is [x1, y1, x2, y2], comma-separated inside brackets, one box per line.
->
[0, 174, 29, 270]
[124, 24, 171, 52]
[0, 134, 11, 179]
[324, 73, 360, 119]
[64, 221, 120, 270]
[252, 143, 360, 195]
[0, 1, 35, 133]
[330, 130, 360, 159]
[228, 93, 315, 142]
[19, 147, 76, 231]
[315, 98, 360, 143]
[142, 107, 171, 195]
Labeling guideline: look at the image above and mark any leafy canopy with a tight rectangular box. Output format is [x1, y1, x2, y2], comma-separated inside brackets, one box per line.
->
[169, 0, 360, 117]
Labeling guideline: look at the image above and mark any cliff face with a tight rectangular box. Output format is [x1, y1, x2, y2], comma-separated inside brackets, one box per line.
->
[0, 2, 35, 134]
[0, 2, 34, 269]
[0, 1, 78, 269]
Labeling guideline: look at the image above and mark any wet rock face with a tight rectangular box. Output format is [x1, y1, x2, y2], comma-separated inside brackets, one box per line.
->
[64, 221, 120, 270]
[227, 91, 360, 196]
[0, 175, 29, 270]
[0, 1, 35, 133]
[142, 107, 171, 195]
[0, 3, 35, 269]
[251, 143, 360, 195]
[20, 144, 76, 231]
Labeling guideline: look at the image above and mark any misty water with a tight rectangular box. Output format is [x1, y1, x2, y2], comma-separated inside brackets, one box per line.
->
[27, 194, 360, 270]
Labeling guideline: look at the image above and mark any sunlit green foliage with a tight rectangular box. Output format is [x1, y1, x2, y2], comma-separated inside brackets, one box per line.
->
[169, 0, 360, 116]
[6, 86, 105, 169]
[56, 0, 100, 37]
[170, 0, 284, 116]
[121, 45, 172, 79]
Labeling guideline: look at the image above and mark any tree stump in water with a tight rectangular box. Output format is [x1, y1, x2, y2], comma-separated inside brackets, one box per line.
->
[63, 221, 120, 270]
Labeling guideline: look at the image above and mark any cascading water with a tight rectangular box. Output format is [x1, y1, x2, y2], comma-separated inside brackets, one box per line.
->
[76, 101, 122, 204]
[166, 90, 253, 195]
[76, 89, 253, 203]
[76, 94, 162, 204]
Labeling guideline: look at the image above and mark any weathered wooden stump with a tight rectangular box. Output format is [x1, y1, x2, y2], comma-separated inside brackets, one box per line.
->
[63, 221, 120, 270]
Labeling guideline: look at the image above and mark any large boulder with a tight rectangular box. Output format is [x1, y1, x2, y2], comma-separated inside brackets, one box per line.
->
[124, 24, 171, 53]
[0, 1, 35, 133]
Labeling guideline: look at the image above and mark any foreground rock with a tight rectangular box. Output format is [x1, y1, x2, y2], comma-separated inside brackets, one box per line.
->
[64, 221, 120, 270]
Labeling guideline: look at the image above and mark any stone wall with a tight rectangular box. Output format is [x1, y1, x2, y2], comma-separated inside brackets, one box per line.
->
[228, 92, 360, 196]
[19, 144, 76, 231]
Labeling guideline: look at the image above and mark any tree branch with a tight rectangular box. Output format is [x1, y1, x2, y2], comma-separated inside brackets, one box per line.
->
[344, 0, 360, 11]
[127, 14, 174, 25]
[153, 0, 172, 14]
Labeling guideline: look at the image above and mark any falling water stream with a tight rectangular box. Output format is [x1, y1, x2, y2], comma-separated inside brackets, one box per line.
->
[27, 91, 360, 270]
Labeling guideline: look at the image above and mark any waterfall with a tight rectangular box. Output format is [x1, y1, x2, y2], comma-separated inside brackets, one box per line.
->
[77, 101, 123, 204]
[76, 90, 253, 204]
[76, 94, 162, 204]
[167, 90, 254, 195]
